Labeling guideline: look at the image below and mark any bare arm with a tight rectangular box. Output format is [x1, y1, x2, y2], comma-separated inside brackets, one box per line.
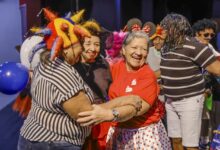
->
[99, 95, 142, 110]
[62, 91, 93, 120]
[76, 104, 138, 126]
[62, 92, 143, 123]
[113, 98, 152, 120]
[205, 60, 220, 76]
[77, 96, 152, 126]
[135, 99, 151, 116]
[76, 95, 143, 126]
[101, 95, 152, 116]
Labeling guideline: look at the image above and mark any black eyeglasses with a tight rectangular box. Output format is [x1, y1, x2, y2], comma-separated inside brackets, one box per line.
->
[202, 33, 215, 38]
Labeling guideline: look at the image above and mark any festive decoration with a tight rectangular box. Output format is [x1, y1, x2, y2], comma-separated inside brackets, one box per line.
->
[12, 8, 94, 117]
[0, 62, 29, 95]
[150, 25, 166, 40]
[12, 81, 31, 117]
[142, 22, 156, 38]
[105, 31, 127, 64]
[20, 35, 44, 70]
[82, 20, 101, 32]
[122, 18, 142, 32]
[30, 8, 91, 60]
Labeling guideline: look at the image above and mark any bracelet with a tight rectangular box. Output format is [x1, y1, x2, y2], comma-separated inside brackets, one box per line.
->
[112, 109, 119, 121]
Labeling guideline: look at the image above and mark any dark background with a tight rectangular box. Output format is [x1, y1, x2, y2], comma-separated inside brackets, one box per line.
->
[26, 0, 218, 31]
[25, 0, 219, 48]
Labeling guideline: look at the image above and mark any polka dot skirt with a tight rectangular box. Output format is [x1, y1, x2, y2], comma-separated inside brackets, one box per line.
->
[106, 120, 171, 150]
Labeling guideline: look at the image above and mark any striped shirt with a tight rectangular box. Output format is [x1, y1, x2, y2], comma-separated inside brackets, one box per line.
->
[20, 58, 94, 145]
[160, 37, 216, 100]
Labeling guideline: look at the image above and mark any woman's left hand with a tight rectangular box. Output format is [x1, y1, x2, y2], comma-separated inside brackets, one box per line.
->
[76, 104, 113, 126]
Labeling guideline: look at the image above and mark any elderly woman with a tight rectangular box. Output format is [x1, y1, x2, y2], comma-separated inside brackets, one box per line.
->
[78, 31, 171, 150]
[75, 22, 111, 105]
[160, 13, 220, 150]
[74, 22, 112, 150]
[17, 9, 142, 150]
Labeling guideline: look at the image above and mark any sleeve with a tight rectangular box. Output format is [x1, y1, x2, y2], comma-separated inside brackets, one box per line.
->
[53, 69, 85, 106]
[147, 48, 160, 71]
[191, 44, 216, 68]
[208, 44, 220, 56]
[60, 85, 84, 103]
[133, 67, 159, 106]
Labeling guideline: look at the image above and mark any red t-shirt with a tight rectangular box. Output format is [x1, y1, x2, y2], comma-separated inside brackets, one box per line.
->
[109, 60, 164, 128]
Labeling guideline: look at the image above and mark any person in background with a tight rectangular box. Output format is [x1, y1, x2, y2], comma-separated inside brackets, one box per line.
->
[77, 31, 171, 150]
[147, 24, 167, 103]
[192, 18, 220, 149]
[75, 21, 111, 105]
[74, 21, 112, 150]
[147, 24, 166, 78]
[193, 18, 219, 56]
[160, 13, 220, 150]
[12, 35, 45, 118]
[17, 9, 142, 150]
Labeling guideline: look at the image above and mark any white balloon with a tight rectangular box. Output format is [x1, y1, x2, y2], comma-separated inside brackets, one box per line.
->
[20, 35, 44, 70]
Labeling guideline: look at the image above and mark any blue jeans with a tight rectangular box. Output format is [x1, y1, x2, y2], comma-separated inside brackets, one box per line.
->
[17, 135, 82, 150]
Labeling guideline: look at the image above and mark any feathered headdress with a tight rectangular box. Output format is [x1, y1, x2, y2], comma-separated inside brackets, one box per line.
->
[150, 25, 166, 40]
[82, 20, 101, 32]
[12, 8, 92, 117]
[30, 8, 91, 61]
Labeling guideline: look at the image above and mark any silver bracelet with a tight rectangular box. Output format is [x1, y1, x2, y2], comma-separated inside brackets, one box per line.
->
[112, 109, 119, 121]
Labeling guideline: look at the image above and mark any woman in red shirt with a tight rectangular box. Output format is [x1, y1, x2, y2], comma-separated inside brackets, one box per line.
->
[78, 31, 171, 149]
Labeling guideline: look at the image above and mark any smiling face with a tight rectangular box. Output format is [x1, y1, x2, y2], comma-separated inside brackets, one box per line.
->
[122, 37, 148, 71]
[81, 35, 101, 63]
[62, 42, 83, 65]
[152, 36, 165, 50]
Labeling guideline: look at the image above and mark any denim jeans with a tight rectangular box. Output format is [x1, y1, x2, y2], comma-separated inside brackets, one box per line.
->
[17, 135, 82, 150]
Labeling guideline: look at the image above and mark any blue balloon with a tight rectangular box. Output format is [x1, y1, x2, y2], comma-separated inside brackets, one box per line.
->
[0, 62, 29, 95]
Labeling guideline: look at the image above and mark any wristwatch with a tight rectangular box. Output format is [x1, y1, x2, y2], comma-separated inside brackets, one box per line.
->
[112, 109, 119, 122]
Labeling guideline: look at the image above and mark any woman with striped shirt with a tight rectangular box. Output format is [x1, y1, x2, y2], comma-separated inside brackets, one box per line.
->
[160, 13, 220, 150]
[18, 9, 142, 150]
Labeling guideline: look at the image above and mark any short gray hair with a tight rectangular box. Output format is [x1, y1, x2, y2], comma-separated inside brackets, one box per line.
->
[123, 31, 149, 47]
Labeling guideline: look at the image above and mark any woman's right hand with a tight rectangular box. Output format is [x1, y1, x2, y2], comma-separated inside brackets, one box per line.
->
[77, 104, 113, 126]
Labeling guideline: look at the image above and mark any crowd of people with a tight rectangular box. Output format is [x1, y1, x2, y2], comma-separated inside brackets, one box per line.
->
[14, 7, 220, 150]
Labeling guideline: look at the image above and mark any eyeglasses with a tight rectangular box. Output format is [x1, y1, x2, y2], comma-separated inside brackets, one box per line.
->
[202, 33, 215, 38]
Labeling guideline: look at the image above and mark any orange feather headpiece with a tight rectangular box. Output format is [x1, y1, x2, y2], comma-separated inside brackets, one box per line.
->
[150, 25, 166, 40]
